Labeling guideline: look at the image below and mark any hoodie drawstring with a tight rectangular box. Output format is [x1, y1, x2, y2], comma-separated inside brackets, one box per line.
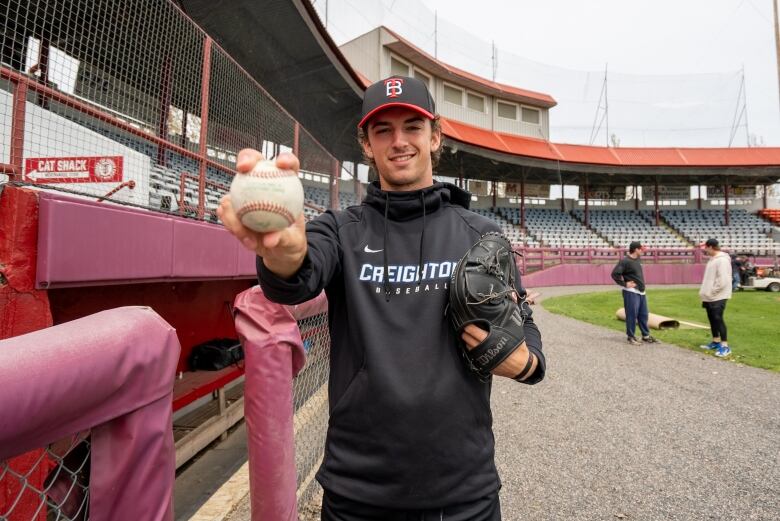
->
[383, 195, 392, 301]
[418, 191, 426, 286]
[382, 191, 428, 301]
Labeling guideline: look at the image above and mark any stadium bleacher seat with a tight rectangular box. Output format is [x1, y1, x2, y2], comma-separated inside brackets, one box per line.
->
[518, 208, 610, 249]
[473, 208, 540, 247]
[572, 209, 689, 249]
[662, 209, 779, 255]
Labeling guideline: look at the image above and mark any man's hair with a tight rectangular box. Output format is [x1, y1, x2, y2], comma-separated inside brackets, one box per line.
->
[357, 115, 442, 172]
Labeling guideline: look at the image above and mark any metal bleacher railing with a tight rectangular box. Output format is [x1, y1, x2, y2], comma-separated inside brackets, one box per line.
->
[1, 0, 341, 219]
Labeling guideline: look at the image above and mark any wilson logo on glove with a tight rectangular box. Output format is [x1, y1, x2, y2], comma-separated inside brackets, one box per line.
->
[448, 233, 527, 381]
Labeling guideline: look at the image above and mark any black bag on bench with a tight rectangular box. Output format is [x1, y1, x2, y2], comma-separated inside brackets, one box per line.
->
[188, 338, 244, 371]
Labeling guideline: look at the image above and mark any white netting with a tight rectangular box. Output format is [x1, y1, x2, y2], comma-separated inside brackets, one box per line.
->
[315, 0, 754, 147]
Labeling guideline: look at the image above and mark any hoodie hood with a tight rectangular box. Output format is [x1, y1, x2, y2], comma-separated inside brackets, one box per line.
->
[364, 181, 471, 221]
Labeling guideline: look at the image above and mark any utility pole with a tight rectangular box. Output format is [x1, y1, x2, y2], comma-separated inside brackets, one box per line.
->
[434, 10, 438, 59]
[492, 41, 498, 82]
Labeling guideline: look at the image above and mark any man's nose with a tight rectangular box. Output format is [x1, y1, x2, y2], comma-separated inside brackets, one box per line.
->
[390, 129, 408, 148]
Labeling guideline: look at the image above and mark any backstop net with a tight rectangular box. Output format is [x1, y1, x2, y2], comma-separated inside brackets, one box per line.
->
[1, 0, 339, 219]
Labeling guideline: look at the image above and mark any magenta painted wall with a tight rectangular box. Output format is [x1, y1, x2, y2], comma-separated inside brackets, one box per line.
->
[37, 193, 257, 288]
[523, 263, 706, 288]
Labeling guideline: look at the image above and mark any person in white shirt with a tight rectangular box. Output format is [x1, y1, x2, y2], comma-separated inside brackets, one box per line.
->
[698, 238, 733, 357]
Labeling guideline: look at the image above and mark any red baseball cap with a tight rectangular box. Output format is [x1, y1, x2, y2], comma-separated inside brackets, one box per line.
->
[359, 76, 435, 129]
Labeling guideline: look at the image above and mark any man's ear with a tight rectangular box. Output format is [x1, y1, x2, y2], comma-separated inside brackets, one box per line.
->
[361, 137, 374, 159]
[430, 126, 442, 152]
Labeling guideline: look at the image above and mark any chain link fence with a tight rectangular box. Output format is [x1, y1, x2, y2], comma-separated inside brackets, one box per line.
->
[1, 434, 90, 521]
[1, 0, 340, 219]
[293, 312, 331, 518]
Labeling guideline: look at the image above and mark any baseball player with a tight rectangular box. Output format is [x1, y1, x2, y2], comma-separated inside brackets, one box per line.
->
[219, 76, 545, 520]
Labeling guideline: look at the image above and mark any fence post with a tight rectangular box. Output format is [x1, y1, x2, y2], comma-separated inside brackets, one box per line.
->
[234, 287, 315, 521]
[197, 37, 213, 220]
[9, 80, 28, 180]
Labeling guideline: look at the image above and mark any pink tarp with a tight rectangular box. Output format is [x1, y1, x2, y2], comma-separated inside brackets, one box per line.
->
[234, 286, 328, 521]
[0, 306, 180, 521]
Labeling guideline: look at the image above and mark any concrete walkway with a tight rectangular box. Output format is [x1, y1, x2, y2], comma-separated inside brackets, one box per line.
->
[197, 285, 779, 520]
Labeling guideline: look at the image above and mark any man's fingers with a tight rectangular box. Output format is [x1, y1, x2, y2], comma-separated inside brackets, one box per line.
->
[461, 324, 488, 349]
[236, 148, 264, 173]
[276, 152, 300, 173]
[219, 195, 259, 251]
[261, 231, 282, 249]
[464, 324, 488, 340]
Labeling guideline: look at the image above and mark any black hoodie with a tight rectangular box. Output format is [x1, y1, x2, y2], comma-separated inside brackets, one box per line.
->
[258, 182, 545, 509]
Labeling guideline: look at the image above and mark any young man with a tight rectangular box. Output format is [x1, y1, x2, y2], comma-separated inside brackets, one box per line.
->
[218, 76, 545, 520]
[611, 241, 658, 345]
[699, 238, 732, 357]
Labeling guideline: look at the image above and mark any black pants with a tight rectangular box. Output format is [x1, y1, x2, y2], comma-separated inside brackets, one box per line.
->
[321, 489, 501, 521]
[703, 299, 728, 341]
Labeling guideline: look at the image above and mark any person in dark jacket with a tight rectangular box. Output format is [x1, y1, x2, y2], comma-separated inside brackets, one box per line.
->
[218, 76, 545, 520]
[611, 241, 658, 345]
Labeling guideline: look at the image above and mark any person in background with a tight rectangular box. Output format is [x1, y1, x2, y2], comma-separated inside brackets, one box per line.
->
[699, 239, 732, 357]
[611, 241, 659, 345]
[730, 253, 742, 291]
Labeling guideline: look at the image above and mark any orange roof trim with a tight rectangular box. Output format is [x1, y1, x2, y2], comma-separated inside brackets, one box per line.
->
[441, 118, 780, 168]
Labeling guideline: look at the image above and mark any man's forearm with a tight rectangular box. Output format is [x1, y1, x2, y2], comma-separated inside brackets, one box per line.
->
[262, 252, 306, 280]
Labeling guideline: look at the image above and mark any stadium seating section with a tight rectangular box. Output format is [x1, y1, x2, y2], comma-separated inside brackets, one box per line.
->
[572, 209, 689, 249]
[83, 125, 779, 254]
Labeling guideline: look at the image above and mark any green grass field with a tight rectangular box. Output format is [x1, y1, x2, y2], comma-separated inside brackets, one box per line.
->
[542, 288, 780, 372]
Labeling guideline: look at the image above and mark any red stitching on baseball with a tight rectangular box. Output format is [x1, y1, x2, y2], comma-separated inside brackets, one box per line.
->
[237, 201, 295, 225]
[243, 169, 297, 179]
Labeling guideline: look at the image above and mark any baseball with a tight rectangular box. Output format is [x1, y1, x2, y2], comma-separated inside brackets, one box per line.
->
[229, 159, 304, 232]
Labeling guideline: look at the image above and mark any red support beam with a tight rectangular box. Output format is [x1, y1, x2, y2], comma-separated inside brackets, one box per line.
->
[763, 184, 768, 209]
[654, 179, 659, 226]
[330, 159, 340, 210]
[584, 176, 589, 227]
[492, 181, 497, 209]
[197, 38, 213, 219]
[634, 185, 639, 211]
[293, 122, 300, 157]
[560, 183, 565, 212]
[9, 80, 28, 180]
[520, 176, 525, 229]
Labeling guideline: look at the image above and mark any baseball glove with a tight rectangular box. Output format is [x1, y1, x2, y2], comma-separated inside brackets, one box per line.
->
[449, 232, 527, 381]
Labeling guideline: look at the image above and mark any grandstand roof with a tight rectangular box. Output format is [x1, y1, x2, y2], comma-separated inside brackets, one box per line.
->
[379, 27, 557, 109]
[178, 0, 366, 161]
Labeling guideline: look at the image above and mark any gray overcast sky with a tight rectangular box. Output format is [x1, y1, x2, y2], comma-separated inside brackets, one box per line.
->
[319, 0, 780, 147]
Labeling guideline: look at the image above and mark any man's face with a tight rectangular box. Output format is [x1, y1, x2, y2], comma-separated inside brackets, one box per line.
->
[361, 106, 441, 191]
[704, 245, 714, 256]
[633, 247, 643, 257]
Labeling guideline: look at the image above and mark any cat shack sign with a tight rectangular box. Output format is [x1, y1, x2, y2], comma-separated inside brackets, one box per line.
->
[24, 156, 123, 184]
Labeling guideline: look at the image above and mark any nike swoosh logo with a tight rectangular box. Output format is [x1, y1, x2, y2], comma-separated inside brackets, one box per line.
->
[364, 246, 383, 253]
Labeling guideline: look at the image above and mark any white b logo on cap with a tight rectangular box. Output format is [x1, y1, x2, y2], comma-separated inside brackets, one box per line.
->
[384, 78, 403, 98]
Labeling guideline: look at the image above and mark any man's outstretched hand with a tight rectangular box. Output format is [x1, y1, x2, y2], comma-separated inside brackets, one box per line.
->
[218, 148, 307, 279]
